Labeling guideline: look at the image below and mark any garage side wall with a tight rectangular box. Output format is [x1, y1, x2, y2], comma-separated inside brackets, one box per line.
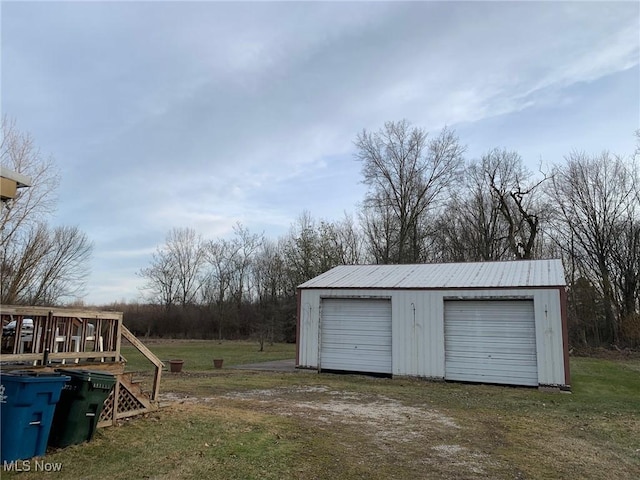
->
[297, 288, 567, 386]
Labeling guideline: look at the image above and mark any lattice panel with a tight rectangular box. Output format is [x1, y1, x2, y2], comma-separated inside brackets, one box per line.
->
[99, 379, 147, 423]
[99, 389, 115, 422]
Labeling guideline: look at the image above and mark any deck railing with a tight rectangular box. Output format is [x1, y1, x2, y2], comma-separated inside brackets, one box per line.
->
[1, 305, 121, 365]
[1, 305, 163, 418]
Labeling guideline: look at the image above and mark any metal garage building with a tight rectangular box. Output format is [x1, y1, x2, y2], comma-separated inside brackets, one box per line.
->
[296, 259, 570, 389]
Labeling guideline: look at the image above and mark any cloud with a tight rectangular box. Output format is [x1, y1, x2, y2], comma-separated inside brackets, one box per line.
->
[2, 0, 638, 304]
[97, 247, 158, 260]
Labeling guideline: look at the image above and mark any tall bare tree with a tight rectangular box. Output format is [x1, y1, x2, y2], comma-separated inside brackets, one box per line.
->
[1, 227, 92, 306]
[548, 151, 639, 345]
[202, 237, 239, 340]
[282, 211, 354, 289]
[355, 120, 465, 263]
[482, 149, 548, 260]
[359, 203, 397, 264]
[229, 223, 263, 307]
[166, 227, 205, 307]
[1, 118, 92, 305]
[253, 239, 287, 349]
[138, 227, 204, 309]
[138, 246, 179, 310]
[433, 160, 510, 262]
[326, 213, 366, 265]
[1, 118, 59, 246]
[283, 211, 323, 289]
[197, 224, 263, 339]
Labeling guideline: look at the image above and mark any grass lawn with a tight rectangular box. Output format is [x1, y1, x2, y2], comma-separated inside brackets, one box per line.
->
[3, 341, 639, 479]
[120, 339, 296, 372]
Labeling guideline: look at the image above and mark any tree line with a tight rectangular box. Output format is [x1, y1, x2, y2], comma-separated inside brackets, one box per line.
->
[133, 120, 639, 349]
[2, 118, 638, 349]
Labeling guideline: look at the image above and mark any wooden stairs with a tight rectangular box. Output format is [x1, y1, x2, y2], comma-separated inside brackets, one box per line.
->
[98, 372, 156, 427]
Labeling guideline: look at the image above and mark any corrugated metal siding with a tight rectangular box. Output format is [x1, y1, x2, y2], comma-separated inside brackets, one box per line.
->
[298, 259, 566, 290]
[320, 298, 392, 374]
[444, 300, 538, 386]
[533, 289, 566, 385]
[297, 287, 567, 386]
[390, 290, 444, 377]
[298, 295, 318, 368]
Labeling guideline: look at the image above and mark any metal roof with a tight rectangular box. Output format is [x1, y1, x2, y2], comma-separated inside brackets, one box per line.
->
[298, 259, 566, 289]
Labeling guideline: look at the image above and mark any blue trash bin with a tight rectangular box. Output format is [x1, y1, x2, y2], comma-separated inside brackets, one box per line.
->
[0, 371, 70, 463]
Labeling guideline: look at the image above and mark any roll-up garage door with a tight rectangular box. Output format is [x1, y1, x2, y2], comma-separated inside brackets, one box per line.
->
[444, 300, 537, 386]
[320, 298, 392, 374]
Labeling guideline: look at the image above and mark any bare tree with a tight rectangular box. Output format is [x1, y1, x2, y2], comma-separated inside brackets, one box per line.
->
[355, 120, 465, 263]
[29, 226, 93, 304]
[611, 217, 640, 321]
[229, 223, 263, 308]
[166, 227, 205, 306]
[283, 211, 322, 288]
[608, 158, 640, 345]
[283, 211, 351, 289]
[1, 119, 92, 305]
[2, 224, 93, 305]
[202, 237, 239, 340]
[138, 247, 179, 310]
[1, 117, 60, 248]
[482, 149, 548, 260]
[327, 213, 366, 265]
[433, 160, 510, 262]
[253, 239, 287, 350]
[548, 151, 639, 345]
[139, 227, 205, 309]
[198, 224, 263, 340]
[359, 203, 397, 264]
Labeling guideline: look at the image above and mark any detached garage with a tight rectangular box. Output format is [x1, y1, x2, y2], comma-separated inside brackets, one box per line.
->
[296, 259, 570, 389]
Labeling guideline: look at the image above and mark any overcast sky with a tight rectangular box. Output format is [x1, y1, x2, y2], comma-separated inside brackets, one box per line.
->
[2, 1, 638, 305]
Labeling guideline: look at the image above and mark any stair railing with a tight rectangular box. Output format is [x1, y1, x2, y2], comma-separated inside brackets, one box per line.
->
[120, 325, 164, 401]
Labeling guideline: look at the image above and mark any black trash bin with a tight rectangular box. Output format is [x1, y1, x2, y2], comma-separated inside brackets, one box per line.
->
[48, 369, 116, 448]
[0, 370, 70, 462]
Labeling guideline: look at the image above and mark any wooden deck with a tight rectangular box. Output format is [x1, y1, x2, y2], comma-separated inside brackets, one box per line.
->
[1, 305, 163, 427]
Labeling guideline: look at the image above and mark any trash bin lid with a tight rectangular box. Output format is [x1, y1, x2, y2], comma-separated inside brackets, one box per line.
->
[54, 369, 116, 389]
[55, 369, 115, 379]
[0, 370, 71, 382]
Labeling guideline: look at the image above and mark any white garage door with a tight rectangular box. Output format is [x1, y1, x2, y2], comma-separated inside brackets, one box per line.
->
[444, 300, 538, 386]
[320, 298, 392, 374]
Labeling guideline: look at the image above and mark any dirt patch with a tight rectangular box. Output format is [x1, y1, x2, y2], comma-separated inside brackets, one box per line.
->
[160, 391, 215, 403]
[161, 386, 493, 477]
[221, 386, 459, 431]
